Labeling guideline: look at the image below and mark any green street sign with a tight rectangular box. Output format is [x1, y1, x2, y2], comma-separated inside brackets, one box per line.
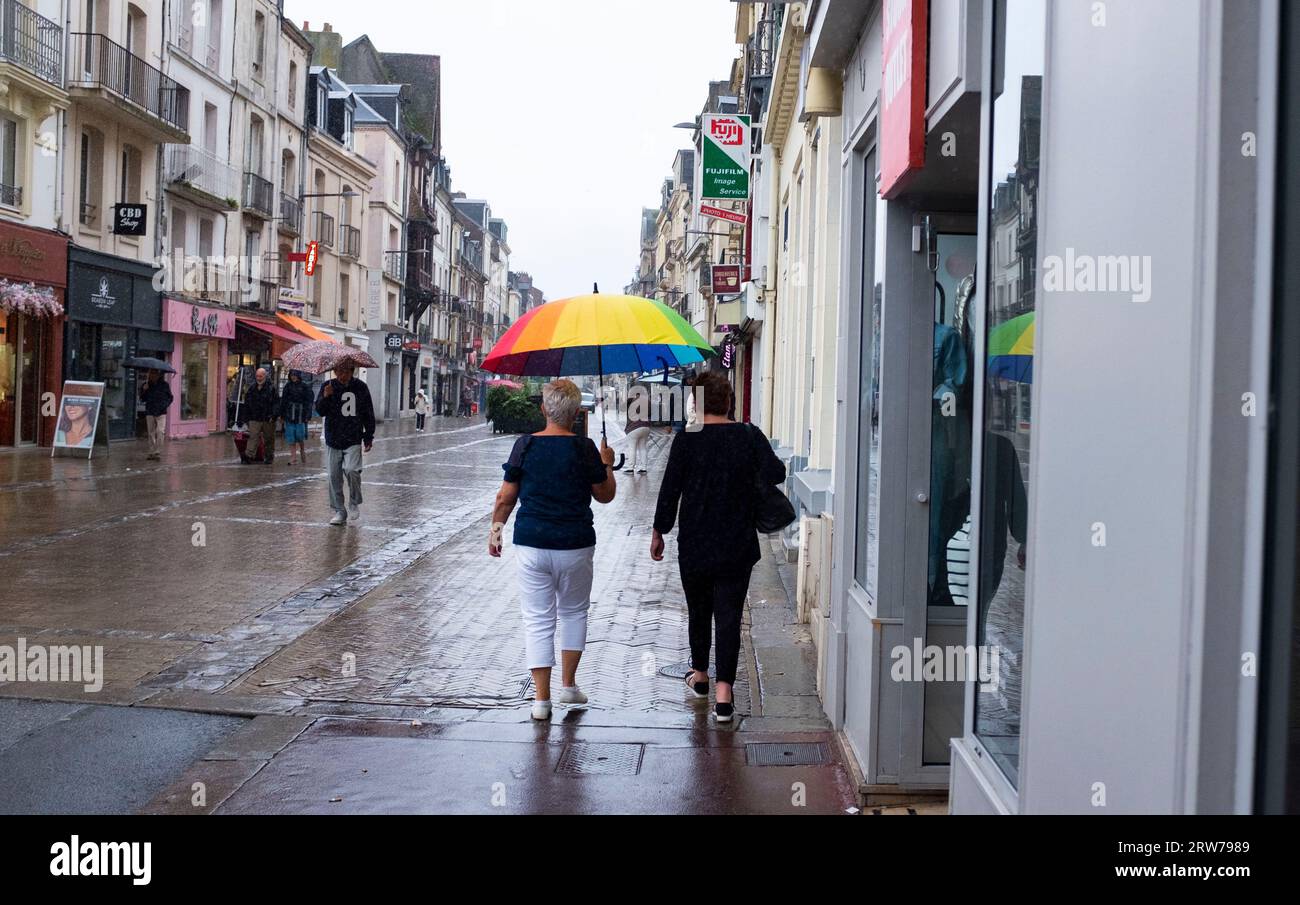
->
[701, 114, 750, 201]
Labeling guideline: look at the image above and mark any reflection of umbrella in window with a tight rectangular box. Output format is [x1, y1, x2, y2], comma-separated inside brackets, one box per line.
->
[987, 311, 1034, 383]
[124, 356, 176, 374]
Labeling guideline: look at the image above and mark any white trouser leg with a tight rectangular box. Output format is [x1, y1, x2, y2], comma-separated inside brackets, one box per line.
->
[517, 545, 559, 669]
[627, 426, 649, 469]
[554, 546, 595, 653]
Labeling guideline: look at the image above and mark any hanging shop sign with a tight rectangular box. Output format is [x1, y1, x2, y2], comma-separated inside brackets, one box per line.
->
[384, 332, 403, 351]
[721, 338, 736, 369]
[112, 204, 147, 237]
[277, 287, 307, 314]
[700, 203, 747, 225]
[301, 241, 319, 276]
[880, 0, 928, 198]
[701, 114, 751, 201]
[711, 264, 742, 296]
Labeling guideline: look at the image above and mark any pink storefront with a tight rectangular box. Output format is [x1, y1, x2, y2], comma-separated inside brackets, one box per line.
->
[161, 297, 234, 439]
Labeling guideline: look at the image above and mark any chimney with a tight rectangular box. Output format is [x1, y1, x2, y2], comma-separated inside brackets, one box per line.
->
[303, 21, 309, 30]
[324, 23, 332, 32]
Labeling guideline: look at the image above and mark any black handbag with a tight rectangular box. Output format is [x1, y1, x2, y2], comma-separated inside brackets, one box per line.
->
[748, 424, 795, 534]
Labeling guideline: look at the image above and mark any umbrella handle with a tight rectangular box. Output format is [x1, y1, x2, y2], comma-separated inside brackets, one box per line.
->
[613, 453, 625, 471]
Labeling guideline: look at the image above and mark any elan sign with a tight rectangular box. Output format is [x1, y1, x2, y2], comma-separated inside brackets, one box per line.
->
[880, 0, 927, 198]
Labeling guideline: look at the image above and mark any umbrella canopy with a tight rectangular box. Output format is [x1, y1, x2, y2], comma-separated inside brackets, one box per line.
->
[281, 340, 378, 374]
[987, 311, 1034, 383]
[633, 370, 682, 385]
[486, 378, 524, 389]
[482, 292, 713, 377]
[125, 356, 176, 374]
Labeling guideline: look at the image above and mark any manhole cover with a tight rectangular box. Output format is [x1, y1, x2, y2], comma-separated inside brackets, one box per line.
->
[555, 743, 644, 776]
[745, 742, 830, 766]
[657, 662, 715, 680]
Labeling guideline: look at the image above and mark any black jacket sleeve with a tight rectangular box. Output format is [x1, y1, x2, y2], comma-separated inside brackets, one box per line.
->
[360, 383, 376, 443]
[752, 426, 786, 485]
[653, 431, 687, 535]
[315, 382, 340, 418]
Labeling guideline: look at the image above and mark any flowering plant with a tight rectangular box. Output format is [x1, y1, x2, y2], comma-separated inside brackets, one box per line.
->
[0, 278, 62, 317]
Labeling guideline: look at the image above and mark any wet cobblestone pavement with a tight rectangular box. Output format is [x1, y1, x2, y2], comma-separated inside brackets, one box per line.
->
[1, 414, 860, 814]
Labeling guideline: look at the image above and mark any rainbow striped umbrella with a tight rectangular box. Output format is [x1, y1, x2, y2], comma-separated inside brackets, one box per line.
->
[483, 289, 714, 450]
[482, 290, 713, 378]
[987, 311, 1035, 383]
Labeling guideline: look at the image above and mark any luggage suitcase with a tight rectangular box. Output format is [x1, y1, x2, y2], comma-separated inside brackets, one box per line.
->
[233, 429, 266, 464]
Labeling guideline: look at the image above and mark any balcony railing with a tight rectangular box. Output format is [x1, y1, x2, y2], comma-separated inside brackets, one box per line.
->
[244, 278, 277, 311]
[339, 224, 361, 259]
[242, 172, 274, 218]
[0, 182, 20, 208]
[68, 33, 188, 132]
[748, 19, 776, 79]
[278, 192, 301, 233]
[385, 251, 405, 282]
[1, 0, 62, 86]
[312, 210, 334, 247]
[165, 145, 238, 202]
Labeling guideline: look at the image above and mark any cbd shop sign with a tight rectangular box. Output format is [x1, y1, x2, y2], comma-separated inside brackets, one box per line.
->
[112, 204, 147, 236]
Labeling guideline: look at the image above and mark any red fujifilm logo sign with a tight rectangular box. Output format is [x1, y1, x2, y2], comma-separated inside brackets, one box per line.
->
[709, 118, 744, 146]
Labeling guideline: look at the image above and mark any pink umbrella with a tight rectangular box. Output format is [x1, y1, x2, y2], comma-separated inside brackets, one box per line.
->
[281, 340, 378, 374]
[486, 378, 524, 389]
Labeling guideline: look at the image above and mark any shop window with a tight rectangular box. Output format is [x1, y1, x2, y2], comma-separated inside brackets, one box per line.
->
[973, 0, 1045, 787]
[853, 152, 883, 597]
[181, 338, 209, 421]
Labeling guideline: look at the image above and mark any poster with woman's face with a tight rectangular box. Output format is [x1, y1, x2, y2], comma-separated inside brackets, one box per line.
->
[54, 383, 105, 450]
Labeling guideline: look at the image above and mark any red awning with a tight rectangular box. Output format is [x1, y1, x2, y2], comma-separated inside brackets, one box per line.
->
[236, 316, 313, 345]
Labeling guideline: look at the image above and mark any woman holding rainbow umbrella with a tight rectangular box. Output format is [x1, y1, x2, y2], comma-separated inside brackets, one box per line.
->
[482, 288, 714, 719]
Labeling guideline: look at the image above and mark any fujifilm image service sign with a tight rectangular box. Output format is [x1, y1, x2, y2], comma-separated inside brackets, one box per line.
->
[701, 114, 750, 201]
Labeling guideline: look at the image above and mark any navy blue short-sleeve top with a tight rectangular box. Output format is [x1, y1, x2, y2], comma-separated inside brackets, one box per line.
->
[503, 434, 608, 550]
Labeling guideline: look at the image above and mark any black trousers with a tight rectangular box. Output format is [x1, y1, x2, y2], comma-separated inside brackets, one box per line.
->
[680, 567, 752, 685]
[416, 413, 426, 429]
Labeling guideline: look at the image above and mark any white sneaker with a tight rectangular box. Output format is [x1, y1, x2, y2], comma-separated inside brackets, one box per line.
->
[531, 700, 552, 720]
[329, 512, 347, 526]
[556, 686, 588, 705]
[347, 503, 360, 521]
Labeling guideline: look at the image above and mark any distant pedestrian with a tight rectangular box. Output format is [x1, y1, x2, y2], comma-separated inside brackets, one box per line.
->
[488, 379, 617, 720]
[650, 371, 785, 722]
[243, 367, 279, 465]
[315, 363, 375, 526]
[279, 370, 314, 465]
[139, 369, 172, 461]
[623, 415, 652, 474]
[460, 383, 473, 417]
[414, 390, 429, 432]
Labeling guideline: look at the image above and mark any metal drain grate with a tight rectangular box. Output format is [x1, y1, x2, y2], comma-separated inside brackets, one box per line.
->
[555, 743, 645, 776]
[657, 662, 715, 680]
[745, 742, 831, 766]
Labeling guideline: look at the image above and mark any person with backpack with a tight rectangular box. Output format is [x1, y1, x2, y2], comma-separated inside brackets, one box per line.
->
[650, 371, 786, 723]
[487, 379, 617, 720]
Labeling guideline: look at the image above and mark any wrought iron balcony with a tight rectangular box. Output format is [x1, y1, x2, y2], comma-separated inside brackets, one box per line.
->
[748, 19, 776, 79]
[0, 182, 21, 208]
[384, 251, 405, 282]
[278, 192, 301, 234]
[242, 172, 274, 218]
[165, 145, 238, 203]
[312, 210, 335, 247]
[339, 224, 361, 259]
[68, 33, 188, 134]
[1, 0, 62, 86]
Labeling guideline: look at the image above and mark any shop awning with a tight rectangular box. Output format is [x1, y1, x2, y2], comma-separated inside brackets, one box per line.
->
[235, 316, 314, 346]
[277, 312, 338, 343]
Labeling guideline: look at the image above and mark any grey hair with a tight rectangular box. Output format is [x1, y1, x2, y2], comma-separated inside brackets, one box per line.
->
[541, 379, 581, 427]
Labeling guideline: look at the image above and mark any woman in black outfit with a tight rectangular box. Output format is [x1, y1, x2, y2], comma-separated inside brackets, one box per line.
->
[650, 371, 786, 722]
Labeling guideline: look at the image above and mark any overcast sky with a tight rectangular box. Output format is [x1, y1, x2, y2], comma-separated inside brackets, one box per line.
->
[284, 0, 740, 300]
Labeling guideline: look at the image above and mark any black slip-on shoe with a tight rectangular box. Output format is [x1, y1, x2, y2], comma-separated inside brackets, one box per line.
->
[714, 701, 735, 723]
